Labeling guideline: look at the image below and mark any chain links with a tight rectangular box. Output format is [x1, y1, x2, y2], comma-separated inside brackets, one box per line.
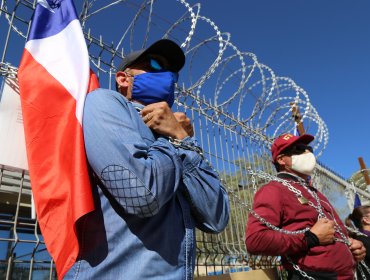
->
[203, 166, 356, 280]
[251, 171, 351, 246]
[286, 256, 316, 280]
[359, 260, 370, 278]
[246, 170, 354, 279]
[250, 210, 310, 235]
[168, 137, 204, 158]
[346, 228, 370, 279]
[357, 265, 365, 280]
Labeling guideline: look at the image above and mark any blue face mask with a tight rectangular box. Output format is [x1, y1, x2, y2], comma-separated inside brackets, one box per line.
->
[131, 71, 178, 107]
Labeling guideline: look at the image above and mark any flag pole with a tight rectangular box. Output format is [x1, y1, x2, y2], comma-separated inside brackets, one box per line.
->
[358, 157, 370, 192]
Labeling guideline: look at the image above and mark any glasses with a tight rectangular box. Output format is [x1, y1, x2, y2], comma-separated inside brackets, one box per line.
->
[133, 56, 167, 72]
[126, 56, 179, 82]
[149, 58, 163, 71]
[282, 143, 313, 156]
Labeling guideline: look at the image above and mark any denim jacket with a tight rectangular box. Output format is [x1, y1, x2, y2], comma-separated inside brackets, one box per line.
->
[64, 88, 229, 280]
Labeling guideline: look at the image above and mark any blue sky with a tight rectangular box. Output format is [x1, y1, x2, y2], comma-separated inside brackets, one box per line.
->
[199, 0, 370, 179]
[1, 0, 369, 180]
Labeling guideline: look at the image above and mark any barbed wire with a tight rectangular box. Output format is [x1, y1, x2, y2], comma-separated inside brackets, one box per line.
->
[0, 0, 329, 154]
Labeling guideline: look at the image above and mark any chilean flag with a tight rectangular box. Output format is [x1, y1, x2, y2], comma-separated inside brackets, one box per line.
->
[17, 0, 98, 278]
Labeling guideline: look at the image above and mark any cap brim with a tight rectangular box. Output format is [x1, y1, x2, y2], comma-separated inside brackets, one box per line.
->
[284, 134, 315, 152]
[295, 134, 314, 145]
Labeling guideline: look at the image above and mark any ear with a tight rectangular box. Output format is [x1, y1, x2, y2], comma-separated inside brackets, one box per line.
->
[276, 155, 286, 169]
[115, 71, 130, 90]
[276, 155, 285, 165]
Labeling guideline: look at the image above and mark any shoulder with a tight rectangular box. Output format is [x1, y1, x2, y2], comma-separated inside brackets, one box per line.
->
[84, 88, 132, 116]
[254, 180, 285, 202]
[83, 88, 139, 130]
[257, 180, 284, 194]
[251, 180, 286, 214]
[86, 88, 127, 105]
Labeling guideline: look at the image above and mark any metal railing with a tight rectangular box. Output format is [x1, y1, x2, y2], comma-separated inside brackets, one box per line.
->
[1, 0, 369, 279]
[0, 168, 56, 280]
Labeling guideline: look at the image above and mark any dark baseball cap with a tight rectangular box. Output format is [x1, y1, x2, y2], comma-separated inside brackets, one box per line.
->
[117, 39, 185, 73]
[271, 133, 314, 162]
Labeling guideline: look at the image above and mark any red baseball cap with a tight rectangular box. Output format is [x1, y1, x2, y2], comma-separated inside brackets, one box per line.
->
[271, 133, 314, 162]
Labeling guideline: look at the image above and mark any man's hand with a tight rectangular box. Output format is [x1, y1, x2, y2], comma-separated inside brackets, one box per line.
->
[141, 102, 188, 139]
[309, 218, 335, 245]
[173, 112, 194, 137]
[349, 238, 366, 262]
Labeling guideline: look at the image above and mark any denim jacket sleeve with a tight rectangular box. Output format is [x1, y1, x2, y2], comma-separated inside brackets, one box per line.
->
[173, 138, 230, 234]
[83, 89, 229, 231]
[83, 89, 184, 218]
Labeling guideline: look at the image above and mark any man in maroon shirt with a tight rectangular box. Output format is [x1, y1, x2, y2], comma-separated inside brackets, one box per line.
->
[245, 133, 366, 279]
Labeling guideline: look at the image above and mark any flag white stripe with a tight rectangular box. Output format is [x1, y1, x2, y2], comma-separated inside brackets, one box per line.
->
[25, 20, 89, 123]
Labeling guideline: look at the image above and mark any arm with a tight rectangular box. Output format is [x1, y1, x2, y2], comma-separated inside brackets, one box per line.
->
[176, 137, 229, 233]
[245, 185, 308, 256]
[83, 90, 184, 217]
[141, 103, 229, 233]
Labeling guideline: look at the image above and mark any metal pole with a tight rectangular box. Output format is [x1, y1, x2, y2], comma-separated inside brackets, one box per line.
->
[5, 253, 15, 280]
[290, 102, 305, 135]
[358, 157, 370, 185]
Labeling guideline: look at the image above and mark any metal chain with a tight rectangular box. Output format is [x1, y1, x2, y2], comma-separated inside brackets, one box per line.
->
[357, 263, 366, 280]
[345, 225, 368, 237]
[168, 137, 204, 158]
[359, 260, 370, 277]
[251, 172, 257, 193]
[270, 172, 351, 246]
[304, 188, 325, 218]
[250, 210, 310, 235]
[247, 171, 315, 279]
[307, 189, 351, 246]
[346, 228, 370, 279]
[247, 170, 354, 279]
[286, 257, 316, 280]
[220, 168, 355, 280]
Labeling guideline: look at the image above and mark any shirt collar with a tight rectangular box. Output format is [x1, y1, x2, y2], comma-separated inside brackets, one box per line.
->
[277, 171, 315, 190]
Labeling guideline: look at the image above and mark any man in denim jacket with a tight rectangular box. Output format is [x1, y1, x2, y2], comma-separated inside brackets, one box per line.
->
[64, 39, 229, 279]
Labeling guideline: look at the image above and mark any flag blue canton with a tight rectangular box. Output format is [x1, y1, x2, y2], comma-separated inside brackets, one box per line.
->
[28, 0, 77, 41]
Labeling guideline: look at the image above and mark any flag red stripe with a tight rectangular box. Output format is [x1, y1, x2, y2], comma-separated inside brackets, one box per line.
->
[18, 50, 95, 278]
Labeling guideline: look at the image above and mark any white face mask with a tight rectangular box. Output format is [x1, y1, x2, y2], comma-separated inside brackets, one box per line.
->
[291, 152, 316, 176]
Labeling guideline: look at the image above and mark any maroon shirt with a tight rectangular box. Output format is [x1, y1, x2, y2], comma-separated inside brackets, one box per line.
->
[245, 174, 355, 279]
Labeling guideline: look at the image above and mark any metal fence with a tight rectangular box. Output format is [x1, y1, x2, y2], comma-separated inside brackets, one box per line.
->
[0, 168, 56, 280]
[0, 110, 366, 279]
[1, 0, 369, 279]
